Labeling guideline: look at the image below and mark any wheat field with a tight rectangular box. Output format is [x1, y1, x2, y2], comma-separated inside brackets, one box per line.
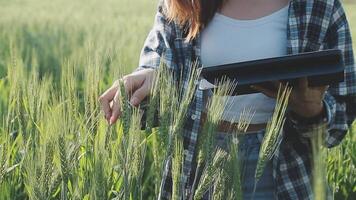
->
[0, 0, 355, 199]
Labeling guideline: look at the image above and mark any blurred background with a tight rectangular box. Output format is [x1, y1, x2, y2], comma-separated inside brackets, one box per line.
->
[0, 0, 354, 199]
[0, 0, 354, 85]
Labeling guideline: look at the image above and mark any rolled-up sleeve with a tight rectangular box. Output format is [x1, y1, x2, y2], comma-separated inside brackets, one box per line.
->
[322, 0, 355, 147]
[289, 0, 356, 148]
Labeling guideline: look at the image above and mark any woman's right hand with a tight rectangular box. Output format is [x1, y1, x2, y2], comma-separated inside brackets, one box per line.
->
[98, 68, 155, 125]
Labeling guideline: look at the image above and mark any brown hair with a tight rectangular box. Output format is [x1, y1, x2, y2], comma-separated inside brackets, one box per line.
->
[166, 0, 225, 41]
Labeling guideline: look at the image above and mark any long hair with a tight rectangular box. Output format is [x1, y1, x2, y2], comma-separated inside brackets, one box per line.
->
[166, 0, 225, 41]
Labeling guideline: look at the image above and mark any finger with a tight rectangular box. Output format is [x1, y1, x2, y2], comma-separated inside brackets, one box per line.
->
[98, 83, 118, 121]
[298, 77, 308, 91]
[130, 83, 150, 106]
[122, 74, 145, 97]
[109, 91, 122, 125]
[251, 85, 277, 98]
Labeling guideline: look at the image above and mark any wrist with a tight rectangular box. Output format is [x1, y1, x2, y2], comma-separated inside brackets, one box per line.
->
[288, 102, 328, 126]
[290, 101, 324, 118]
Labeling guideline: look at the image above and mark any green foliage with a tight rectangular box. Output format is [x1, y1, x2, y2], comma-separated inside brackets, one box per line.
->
[0, 0, 355, 200]
[194, 149, 228, 200]
[327, 120, 356, 200]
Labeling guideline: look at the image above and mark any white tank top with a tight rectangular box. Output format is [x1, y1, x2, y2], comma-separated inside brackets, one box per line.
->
[200, 5, 289, 124]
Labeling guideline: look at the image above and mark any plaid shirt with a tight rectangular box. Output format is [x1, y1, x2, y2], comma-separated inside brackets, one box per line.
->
[138, 0, 356, 199]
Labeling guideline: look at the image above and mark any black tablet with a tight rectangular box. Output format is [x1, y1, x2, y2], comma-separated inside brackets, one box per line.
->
[201, 49, 345, 95]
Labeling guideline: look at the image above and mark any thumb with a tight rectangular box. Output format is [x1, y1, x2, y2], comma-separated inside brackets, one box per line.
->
[130, 83, 149, 106]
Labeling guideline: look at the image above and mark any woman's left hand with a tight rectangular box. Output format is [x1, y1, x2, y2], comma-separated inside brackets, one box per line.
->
[252, 78, 328, 118]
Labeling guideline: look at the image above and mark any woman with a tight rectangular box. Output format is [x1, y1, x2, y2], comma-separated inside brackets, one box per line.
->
[99, 0, 355, 199]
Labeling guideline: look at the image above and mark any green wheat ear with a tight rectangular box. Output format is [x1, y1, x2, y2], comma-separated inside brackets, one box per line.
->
[232, 107, 255, 133]
[192, 77, 237, 200]
[253, 84, 292, 195]
[118, 79, 132, 136]
[58, 135, 68, 200]
[194, 148, 228, 200]
[212, 167, 227, 200]
[171, 137, 184, 200]
[223, 96, 256, 200]
[170, 62, 201, 200]
[0, 142, 9, 184]
[149, 62, 178, 198]
[197, 77, 237, 166]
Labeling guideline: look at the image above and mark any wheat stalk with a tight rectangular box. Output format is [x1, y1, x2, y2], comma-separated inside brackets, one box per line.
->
[253, 84, 292, 195]
[226, 140, 243, 200]
[191, 78, 237, 200]
[212, 168, 227, 200]
[194, 148, 227, 200]
[149, 63, 178, 198]
[197, 78, 236, 166]
[115, 79, 131, 200]
[171, 63, 200, 140]
[170, 63, 201, 200]
[58, 135, 68, 200]
[311, 124, 328, 200]
[118, 79, 132, 136]
[128, 107, 146, 200]
[218, 107, 256, 200]
[0, 143, 8, 184]
[42, 142, 55, 198]
[172, 137, 184, 200]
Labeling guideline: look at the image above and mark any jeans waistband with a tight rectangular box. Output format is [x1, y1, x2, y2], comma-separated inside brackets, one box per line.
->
[215, 129, 266, 149]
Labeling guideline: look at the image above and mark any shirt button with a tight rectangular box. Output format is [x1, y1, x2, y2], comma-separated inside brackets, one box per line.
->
[191, 114, 197, 120]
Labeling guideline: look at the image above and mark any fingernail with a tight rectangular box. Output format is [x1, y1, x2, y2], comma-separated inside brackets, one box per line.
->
[130, 97, 139, 106]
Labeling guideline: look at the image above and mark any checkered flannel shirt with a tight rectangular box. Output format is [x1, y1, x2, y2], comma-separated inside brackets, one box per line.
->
[137, 0, 356, 199]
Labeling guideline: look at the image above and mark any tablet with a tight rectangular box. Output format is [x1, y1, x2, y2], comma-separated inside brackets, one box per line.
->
[200, 49, 345, 95]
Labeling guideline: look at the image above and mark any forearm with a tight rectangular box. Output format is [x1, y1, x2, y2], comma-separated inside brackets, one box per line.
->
[285, 92, 351, 148]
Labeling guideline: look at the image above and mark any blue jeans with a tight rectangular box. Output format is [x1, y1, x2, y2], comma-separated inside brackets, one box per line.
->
[203, 130, 275, 199]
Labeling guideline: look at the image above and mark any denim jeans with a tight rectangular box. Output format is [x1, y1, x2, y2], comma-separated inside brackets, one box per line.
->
[202, 129, 275, 200]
